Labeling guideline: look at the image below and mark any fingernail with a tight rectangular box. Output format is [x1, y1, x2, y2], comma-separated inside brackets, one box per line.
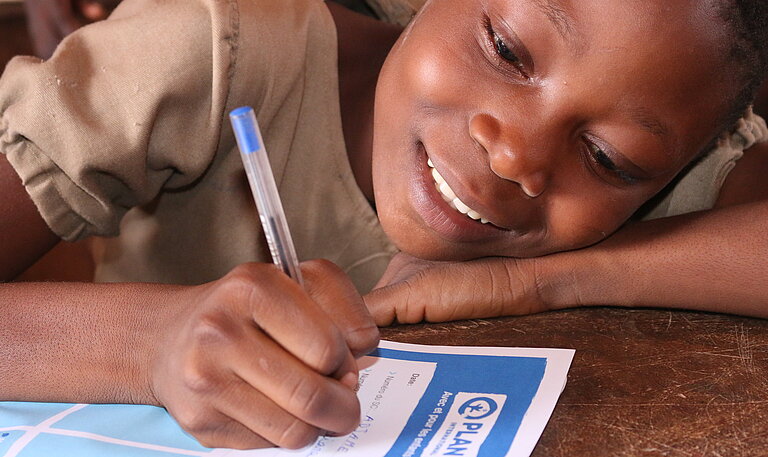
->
[339, 371, 359, 390]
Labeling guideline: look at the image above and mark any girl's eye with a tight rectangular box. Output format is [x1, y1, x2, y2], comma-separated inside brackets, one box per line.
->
[492, 31, 520, 66]
[484, 19, 527, 77]
[585, 142, 638, 184]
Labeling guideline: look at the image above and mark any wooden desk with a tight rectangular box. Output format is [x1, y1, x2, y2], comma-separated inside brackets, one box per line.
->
[382, 308, 768, 456]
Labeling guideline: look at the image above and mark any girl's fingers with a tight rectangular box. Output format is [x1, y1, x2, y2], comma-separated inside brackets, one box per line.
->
[224, 320, 361, 436]
[365, 257, 545, 325]
[301, 259, 380, 358]
[221, 264, 352, 378]
[212, 380, 321, 450]
[174, 408, 275, 450]
[158, 261, 370, 451]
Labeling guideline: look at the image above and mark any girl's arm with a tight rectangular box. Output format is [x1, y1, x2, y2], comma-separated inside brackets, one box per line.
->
[367, 142, 768, 322]
[2, 0, 380, 449]
[1, 267, 379, 449]
[0, 155, 59, 279]
[0, 154, 379, 449]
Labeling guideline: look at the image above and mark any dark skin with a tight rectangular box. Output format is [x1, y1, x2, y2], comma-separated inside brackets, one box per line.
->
[333, 3, 402, 202]
[2, 0, 768, 450]
[365, 0, 768, 322]
[755, 81, 768, 116]
[0, 156, 58, 279]
[372, 0, 733, 260]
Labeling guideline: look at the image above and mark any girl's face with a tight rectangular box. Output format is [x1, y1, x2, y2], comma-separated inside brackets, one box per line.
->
[372, 0, 732, 260]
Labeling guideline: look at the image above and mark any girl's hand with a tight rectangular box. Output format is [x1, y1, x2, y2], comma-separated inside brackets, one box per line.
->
[149, 260, 379, 450]
[366, 253, 550, 325]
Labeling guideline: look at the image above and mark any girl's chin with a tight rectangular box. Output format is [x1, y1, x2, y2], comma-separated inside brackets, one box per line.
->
[380, 217, 505, 261]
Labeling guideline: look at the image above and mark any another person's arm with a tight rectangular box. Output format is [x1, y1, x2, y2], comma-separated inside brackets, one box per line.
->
[367, 141, 768, 322]
[23, 0, 120, 59]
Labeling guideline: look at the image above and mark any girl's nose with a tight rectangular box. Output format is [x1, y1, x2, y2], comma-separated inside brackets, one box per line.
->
[468, 113, 550, 198]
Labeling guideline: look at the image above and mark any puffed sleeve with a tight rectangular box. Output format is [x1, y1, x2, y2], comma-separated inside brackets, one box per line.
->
[0, 0, 240, 240]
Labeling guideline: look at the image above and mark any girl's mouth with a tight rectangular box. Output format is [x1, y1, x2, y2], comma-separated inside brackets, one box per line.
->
[409, 142, 509, 243]
[427, 157, 492, 224]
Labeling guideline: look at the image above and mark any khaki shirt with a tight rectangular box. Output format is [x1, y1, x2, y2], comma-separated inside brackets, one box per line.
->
[0, 0, 395, 292]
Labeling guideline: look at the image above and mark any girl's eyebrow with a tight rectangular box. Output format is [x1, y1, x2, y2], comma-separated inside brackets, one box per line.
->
[630, 108, 671, 140]
[532, 0, 585, 55]
[628, 106, 680, 157]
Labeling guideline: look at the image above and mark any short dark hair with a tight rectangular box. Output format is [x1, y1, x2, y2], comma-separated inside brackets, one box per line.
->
[717, 0, 768, 132]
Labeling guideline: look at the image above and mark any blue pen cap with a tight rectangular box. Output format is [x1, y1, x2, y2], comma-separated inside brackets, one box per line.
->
[229, 106, 262, 154]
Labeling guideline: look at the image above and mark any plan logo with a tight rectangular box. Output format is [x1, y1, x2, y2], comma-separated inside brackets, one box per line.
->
[458, 397, 498, 420]
[422, 392, 507, 456]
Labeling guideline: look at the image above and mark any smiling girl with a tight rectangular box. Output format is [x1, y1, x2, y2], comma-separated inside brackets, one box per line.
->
[0, 0, 766, 450]
[375, 0, 760, 258]
[368, 0, 768, 323]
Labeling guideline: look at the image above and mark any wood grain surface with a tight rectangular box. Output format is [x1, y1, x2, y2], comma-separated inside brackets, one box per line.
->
[382, 308, 768, 456]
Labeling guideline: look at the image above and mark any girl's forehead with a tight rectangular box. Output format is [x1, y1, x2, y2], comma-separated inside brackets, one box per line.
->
[440, 0, 725, 35]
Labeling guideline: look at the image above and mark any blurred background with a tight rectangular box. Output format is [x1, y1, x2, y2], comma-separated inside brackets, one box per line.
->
[0, 0, 32, 70]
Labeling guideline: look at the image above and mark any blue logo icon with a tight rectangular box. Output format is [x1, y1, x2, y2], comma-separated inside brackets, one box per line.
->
[458, 397, 498, 420]
[1, 433, 8, 437]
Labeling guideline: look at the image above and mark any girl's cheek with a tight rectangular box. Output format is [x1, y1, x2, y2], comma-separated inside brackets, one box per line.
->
[393, 21, 479, 112]
[542, 188, 631, 252]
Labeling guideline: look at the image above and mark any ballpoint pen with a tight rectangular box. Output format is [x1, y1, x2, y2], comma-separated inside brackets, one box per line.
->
[229, 106, 304, 287]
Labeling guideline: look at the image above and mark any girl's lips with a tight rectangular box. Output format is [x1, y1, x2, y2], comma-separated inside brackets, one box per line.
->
[408, 142, 511, 243]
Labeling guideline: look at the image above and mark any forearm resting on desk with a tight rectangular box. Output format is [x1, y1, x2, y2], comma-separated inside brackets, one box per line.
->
[539, 200, 768, 317]
[368, 200, 768, 323]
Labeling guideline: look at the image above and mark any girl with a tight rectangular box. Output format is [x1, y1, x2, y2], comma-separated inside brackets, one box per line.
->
[1, 0, 766, 450]
[366, 0, 768, 324]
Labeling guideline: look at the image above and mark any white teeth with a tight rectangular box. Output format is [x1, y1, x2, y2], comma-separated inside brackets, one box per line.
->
[427, 157, 490, 224]
[431, 167, 443, 184]
[454, 198, 471, 214]
[438, 181, 456, 201]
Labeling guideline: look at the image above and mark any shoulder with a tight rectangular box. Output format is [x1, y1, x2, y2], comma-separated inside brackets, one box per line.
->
[713, 108, 768, 208]
[714, 139, 768, 208]
[639, 109, 768, 219]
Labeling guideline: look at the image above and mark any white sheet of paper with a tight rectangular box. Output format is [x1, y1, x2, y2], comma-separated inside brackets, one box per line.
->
[212, 341, 574, 457]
